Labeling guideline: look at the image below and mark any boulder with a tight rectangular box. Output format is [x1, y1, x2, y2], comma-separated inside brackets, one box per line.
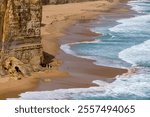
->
[3, 57, 32, 79]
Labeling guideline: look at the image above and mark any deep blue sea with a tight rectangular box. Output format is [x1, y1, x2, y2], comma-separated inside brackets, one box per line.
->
[17, 0, 150, 100]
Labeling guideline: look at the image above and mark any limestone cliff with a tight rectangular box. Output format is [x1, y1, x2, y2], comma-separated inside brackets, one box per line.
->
[0, 0, 44, 78]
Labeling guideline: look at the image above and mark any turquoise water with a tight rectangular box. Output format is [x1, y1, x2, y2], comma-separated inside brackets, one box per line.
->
[16, 0, 150, 100]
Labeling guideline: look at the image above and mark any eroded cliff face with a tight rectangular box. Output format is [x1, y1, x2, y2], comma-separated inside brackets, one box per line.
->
[0, 0, 44, 79]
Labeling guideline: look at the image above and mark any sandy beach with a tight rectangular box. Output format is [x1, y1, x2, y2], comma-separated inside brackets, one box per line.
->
[0, 0, 129, 99]
[36, 0, 129, 91]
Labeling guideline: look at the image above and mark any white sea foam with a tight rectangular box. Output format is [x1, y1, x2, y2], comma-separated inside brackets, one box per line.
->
[119, 40, 150, 67]
[128, 0, 150, 13]
[109, 14, 150, 33]
[60, 40, 100, 60]
[110, 0, 150, 67]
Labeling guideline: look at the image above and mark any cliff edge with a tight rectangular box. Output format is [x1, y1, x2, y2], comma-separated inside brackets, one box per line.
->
[0, 0, 45, 79]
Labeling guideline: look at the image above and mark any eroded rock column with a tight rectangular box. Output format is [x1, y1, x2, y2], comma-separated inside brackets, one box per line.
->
[0, 0, 44, 78]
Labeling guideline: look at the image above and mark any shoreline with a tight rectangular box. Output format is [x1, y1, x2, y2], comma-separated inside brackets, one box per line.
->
[35, 24, 127, 91]
[34, 0, 129, 91]
[0, 0, 129, 99]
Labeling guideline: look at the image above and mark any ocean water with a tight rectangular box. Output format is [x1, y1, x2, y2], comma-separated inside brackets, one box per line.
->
[16, 0, 150, 100]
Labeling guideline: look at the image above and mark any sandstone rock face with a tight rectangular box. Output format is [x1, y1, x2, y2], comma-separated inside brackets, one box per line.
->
[3, 57, 32, 79]
[0, 0, 43, 78]
[2, 0, 42, 62]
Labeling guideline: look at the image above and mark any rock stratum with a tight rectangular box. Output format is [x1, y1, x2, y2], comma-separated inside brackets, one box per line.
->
[0, 0, 44, 79]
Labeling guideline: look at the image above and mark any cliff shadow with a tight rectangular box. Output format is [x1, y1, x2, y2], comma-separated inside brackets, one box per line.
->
[40, 51, 55, 67]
